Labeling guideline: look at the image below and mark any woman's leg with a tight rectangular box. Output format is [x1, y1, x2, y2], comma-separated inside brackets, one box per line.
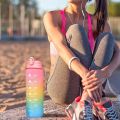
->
[89, 33, 119, 119]
[47, 24, 92, 105]
[89, 32, 115, 97]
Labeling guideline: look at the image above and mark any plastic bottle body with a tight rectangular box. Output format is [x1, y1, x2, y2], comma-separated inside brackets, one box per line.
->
[26, 57, 44, 118]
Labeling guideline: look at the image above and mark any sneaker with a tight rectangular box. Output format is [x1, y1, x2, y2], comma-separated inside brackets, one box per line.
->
[79, 100, 94, 120]
[94, 99, 119, 120]
[65, 96, 94, 120]
[92, 104, 103, 120]
[65, 96, 81, 120]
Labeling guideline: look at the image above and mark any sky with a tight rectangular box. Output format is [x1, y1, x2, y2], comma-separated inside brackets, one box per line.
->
[37, 0, 120, 14]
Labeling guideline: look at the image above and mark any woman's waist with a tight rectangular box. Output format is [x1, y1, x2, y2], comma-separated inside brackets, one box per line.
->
[50, 41, 59, 55]
[50, 55, 59, 73]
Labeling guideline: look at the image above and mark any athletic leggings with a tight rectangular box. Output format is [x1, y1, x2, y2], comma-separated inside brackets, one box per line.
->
[47, 24, 115, 105]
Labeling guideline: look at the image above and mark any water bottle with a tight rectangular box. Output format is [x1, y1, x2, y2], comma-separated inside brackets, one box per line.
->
[26, 57, 44, 118]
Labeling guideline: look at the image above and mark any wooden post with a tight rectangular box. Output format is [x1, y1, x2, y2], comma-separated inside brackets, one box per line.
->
[30, 8, 35, 36]
[25, 17, 29, 36]
[8, 2, 13, 36]
[20, 4, 25, 36]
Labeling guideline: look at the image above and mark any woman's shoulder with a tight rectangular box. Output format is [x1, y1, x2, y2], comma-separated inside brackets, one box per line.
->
[43, 9, 63, 22]
[43, 9, 63, 30]
[43, 9, 64, 42]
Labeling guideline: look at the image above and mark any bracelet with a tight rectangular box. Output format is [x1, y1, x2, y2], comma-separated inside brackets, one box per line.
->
[68, 56, 80, 71]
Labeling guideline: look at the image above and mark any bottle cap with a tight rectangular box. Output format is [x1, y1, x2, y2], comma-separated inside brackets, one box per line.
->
[26, 57, 43, 69]
[29, 57, 35, 65]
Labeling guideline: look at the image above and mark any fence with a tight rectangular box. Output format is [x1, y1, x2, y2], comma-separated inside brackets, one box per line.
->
[0, 17, 120, 39]
[1, 18, 46, 36]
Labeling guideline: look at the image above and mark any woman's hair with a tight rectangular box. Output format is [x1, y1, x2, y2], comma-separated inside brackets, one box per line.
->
[94, 0, 108, 38]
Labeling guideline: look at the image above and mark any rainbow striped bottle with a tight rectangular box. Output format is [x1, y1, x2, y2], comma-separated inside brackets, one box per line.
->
[26, 57, 44, 118]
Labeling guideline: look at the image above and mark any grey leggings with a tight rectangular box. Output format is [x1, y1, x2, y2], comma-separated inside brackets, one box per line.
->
[47, 24, 115, 105]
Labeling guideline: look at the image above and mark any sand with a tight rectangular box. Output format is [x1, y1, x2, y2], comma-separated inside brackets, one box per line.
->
[0, 40, 51, 112]
[0, 99, 68, 120]
[0, 39, 120, 120]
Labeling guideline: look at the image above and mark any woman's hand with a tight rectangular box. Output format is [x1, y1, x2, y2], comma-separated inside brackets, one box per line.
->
[82, 70, 105, 102]
[86, 69, 107, 80]
[82, 70, 105, 89]
[82, 77, 103, 102]
[87, 86, 103, 102]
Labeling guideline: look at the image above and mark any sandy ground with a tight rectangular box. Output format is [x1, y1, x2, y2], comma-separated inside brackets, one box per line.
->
[0, 40, 51, 112]
[0, 40, 120, 119]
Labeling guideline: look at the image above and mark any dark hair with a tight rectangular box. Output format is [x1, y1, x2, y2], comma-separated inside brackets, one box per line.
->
[94, 0, 108, 38]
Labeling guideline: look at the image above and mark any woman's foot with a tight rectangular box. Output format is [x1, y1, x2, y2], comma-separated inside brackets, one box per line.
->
[94, 98, 119, 120]
[65, 97, 80, 119]
[76, 100, 93, 120]
[65, 96, 94, 120]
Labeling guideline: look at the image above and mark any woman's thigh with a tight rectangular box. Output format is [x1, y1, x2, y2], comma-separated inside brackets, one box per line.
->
[47, 24, 93, 105]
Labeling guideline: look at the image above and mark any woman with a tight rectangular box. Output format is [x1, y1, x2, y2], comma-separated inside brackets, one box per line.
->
[43, 0, 120, 119]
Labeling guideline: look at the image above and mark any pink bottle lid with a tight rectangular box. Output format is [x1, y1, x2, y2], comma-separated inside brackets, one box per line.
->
[26, 57, 43, 69]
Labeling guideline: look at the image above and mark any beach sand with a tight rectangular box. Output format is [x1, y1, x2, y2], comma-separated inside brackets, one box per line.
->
[0, 39, 120, 119]
[0, 40, 51, 112]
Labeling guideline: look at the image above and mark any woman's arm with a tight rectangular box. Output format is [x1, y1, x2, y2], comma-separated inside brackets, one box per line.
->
[43, 11, 89, 78]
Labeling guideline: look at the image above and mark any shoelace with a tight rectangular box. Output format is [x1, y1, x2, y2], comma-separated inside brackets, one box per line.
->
[83, 103, 93, 120]
[105, 106, 119, 120]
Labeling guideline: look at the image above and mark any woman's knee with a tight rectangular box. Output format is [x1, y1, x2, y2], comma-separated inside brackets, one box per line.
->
[66, 24, 84, 33]
[66, 24, 86, 43]
[98, 32, 115, 44]
[65, 24, 92, 67]
[95, 32, 115, 53]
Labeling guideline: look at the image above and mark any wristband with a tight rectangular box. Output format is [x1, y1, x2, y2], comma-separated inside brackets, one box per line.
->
[68, 56, 80, 71]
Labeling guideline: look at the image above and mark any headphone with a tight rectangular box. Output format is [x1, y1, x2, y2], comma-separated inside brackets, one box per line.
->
[81, 0, 97, 27]
[85, 0, 97, 15]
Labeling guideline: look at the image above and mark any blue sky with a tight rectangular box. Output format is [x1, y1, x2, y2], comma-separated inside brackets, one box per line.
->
[37, 0, 120, 14]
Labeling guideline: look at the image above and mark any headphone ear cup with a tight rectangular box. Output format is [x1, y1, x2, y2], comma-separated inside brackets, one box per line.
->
[85, 0, 97, 15]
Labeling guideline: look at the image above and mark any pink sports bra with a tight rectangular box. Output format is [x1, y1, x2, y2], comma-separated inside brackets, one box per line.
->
[60, 9, 95, 52]
[50, 8, 95, 58]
